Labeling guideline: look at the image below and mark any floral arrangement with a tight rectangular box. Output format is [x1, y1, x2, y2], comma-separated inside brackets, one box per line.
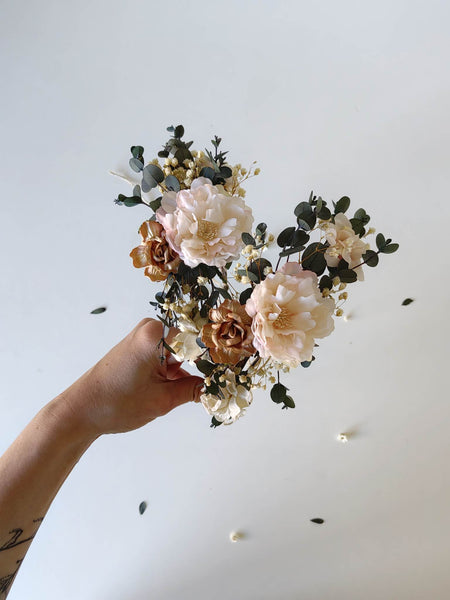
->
[113, 125, 398, 427]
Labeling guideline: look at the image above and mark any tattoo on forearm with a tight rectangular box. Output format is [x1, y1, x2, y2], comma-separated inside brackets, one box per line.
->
[0, 518, 43, 553]
[0, 558, 23, 597]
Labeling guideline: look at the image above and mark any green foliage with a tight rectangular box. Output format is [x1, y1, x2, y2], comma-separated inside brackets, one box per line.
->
[196, 359, 216, 376]
[334, 196, 351, 214]
[129, 157, 144, 173]
[115, 194, 142, 207]
[239, 288, 253, 305]
[362, 250, 379, 267]
[139, 501, 147, 515]
[242, 232, 256, 246]
[338, 269, 358, 283]
[149, 197, 162, 212]
[301, 243, 327, 275]
[165, 175, 180, 192]
[90, 307, 106, 314]
[142, 164, 164, 192]
[402, 298, 414, 306]
[210, 416, 223, 428]
[248, 258, 272, 283]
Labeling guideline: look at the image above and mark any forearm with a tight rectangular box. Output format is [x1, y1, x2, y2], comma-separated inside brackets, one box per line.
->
[0, 383, 98, 598]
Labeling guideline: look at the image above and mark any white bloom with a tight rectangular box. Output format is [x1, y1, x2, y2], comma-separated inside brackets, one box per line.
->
[201, 370, 253, 425]
[156, 177, 253, 268]
[320, 213, 370, 281]
[170, 330, 203, 364]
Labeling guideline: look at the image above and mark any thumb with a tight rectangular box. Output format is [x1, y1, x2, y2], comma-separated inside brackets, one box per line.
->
[166, 376, 204, 407]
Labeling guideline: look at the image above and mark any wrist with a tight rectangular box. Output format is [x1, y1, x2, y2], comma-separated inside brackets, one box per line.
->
[44, 377, 102, 448]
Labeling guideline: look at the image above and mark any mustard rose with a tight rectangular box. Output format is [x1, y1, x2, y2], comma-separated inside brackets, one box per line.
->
[245, 262, 335, 367]
[201, 299, 255, 365]
[130, 220, 180, 282]
[156, 177, 253, 268]
[320, 213, 370, 281]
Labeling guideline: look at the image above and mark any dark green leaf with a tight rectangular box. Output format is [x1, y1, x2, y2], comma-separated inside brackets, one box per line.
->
[139, 501, 147, 515]
[210, 416, 223, 428]
[174, 125, 184, 138]
[301, 243, 327, 275]
[165, 175, 180, 192]
[402, 298, 414, 306]
[362, 250, 379, 267]
[283, 395, 295, 409]
[317, 206, 332, 220]
[196, 360, 216, 376]
[116, 194, 142, 207]
[217, 287, 231, 300]
[294, 202, 313, 218]
[376, 233, 386, 250]
[350, 218, 364, 235]
[278, 246, 304, 257]
[131, 146, 144, 159]
[205, 290, 220, 308]
[381, 243, 399, 254]
[256, 222, 267, 235]
[149, 197, 162, 212]
[220, 166, 232, 179]
[297, 217, 311, 231]
[338, 268, 358, 283]
[90, 307, 106, 314]
[242, 232, 255, 246]
[310, 518, 324, 524]
[239, 288, 253, 305]
[200, 166, 216, 182]
[133, 185, 141, 198]
[335, 196, 350, 214]
[158, 149, 169, 158]
[129, 157, 144, 172]
[174, 147, 192, 165]
[270, 383, 288, 404]
[301, 360, 312, 368]
[354, 208, 370, 225]
[292, 229, 310, 247]
[277, 227, 296, 247]
[319, 275, 333, 292]
[248, 258, 272, 282]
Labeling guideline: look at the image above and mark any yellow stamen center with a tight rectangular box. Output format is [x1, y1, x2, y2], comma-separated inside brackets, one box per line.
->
[198, 220, 219, 241]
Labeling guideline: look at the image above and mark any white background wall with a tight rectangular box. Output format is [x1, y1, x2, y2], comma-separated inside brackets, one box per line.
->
[1, 0, 449, 598]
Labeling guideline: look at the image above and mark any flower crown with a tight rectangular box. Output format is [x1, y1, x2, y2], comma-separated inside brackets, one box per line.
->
[113, 125, 398, 427]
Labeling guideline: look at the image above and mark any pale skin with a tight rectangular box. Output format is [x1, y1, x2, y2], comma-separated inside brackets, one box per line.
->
[0, 318, 203, 598]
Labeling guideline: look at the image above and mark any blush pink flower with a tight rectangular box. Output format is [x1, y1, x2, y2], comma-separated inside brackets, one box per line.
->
[320, 213, 370, 281]
[156, 177, 253, 268]
[245, 263, 335, 367]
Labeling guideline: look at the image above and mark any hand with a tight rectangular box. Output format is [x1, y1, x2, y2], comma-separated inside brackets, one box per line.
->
[57, 319, 204, 438]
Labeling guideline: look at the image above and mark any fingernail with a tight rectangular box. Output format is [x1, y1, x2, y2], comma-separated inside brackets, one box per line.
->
[194, 382, 204, 403]
[166, 354, 180, 366]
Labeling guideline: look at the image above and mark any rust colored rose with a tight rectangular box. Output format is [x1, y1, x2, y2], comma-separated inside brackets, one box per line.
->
[201, 299, 255, 365]
[130, 220, 180, 282]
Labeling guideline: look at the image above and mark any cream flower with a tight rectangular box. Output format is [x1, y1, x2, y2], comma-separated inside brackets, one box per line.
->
[320, 213, 370, 281]
[245, 262, 335, 367]
[201, 370, 253, 424]
[156, 177, 253, 268]
[170, 309, 207, 365]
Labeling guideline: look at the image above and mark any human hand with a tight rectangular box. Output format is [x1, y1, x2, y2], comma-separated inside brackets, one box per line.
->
[56, 318, 204, 438]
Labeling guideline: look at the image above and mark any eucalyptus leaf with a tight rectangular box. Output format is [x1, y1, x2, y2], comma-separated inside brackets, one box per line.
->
[283, 395, 295, 409]
[239, 288, 253, 305]
[196, 359, 216, 376]
[381, 243, 399, 254]
[362, 250, 379, 267]
[149, 197, 162, 212]
[90, 307, 106, 314]
[270, 383, 288, 404]
[165, 175, 180, 192]
[317, 206, 332, 220]
[376, 233, 386, 250]
[129, 157, 144, 172]
[142, 164, 164, 189]
[242, 232, 255, 246]
[335, 196, 350, 214]
[277, 227, 296, 247]
[338, 268, 358, 283]
[174, 125, 184, 138]
[139, 501, 147, 515]
[131, 146, 144, 159]
[301, 243, 327, 275]
[402, 298, 414, 306]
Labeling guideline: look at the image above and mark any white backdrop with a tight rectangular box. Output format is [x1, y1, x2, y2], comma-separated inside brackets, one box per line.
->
[1, 0, 450, 598]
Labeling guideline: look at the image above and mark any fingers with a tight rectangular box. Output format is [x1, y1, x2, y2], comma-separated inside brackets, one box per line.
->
[166, 376, 204, 408]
